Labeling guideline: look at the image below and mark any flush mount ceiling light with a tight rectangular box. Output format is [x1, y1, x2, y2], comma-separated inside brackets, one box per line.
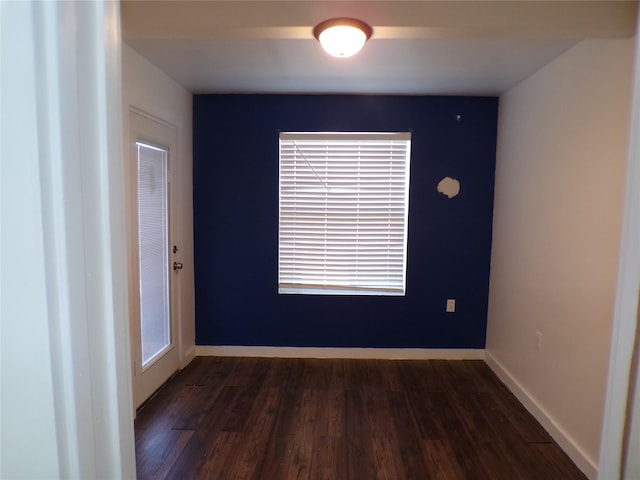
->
[313, 18, 373, 58]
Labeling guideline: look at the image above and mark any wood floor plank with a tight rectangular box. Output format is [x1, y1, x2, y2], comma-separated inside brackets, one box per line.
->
[161, 386, 242, 479]
[531, 443, 593, 480]
[421, 439, 466, 480]
[229, 387, 279, 479]
[395, 360, 433, 394]
[300, 359, 333, 391]
[313, 386, 344, 438]
[408, 391, 449, 441]
[472, 438, 523, 479]
[199, 431, 246, 480]
[372, 435, 408, 480]
[222, 387, 262, 433]
[285, 388, 317, 479]
[386, 390, 432, 479]
[135, 357, 587, 480]
[136, 428, 194, 480]
[449, 391, 501, 445]
[250, 433, 292, 480]
[170, 384, 223, 431]
[419, 390, 490, 478]
[309, 436, 339, 480]
[343, 387, 377, 478]
[467, 361, 553, 443]
[377, 359, 404, 391]
[251, 385, 313, 479]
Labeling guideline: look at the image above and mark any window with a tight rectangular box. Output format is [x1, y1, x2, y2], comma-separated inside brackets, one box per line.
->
[278, 132, 412, 295]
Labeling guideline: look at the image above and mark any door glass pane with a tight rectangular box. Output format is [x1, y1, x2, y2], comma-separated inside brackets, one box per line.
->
[137, 142, 170, 366]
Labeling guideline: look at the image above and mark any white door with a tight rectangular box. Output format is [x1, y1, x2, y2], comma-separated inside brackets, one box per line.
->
[129, 110, 180, 409]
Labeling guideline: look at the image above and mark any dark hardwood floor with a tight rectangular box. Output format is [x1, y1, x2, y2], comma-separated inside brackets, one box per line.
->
[135, 357, 587, 480]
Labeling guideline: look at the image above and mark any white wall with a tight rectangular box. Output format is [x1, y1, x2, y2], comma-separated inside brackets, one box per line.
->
[122, 44, 195, 369]
[486, 38, 635, 479]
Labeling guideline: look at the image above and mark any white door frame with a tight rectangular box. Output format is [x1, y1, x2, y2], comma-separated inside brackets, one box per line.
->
[598, 15, 640, 480]
[1, 1, 136, 477]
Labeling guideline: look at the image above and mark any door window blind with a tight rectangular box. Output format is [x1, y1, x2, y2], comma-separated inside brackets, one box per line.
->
[136, 142, 171, 365]
[278, 132, 411, 295]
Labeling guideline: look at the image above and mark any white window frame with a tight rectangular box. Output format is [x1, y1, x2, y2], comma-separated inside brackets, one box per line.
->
[278, 132, 412, 296]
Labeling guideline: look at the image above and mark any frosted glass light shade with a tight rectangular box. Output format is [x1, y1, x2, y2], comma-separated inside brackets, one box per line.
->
[313, 18, 372, 58]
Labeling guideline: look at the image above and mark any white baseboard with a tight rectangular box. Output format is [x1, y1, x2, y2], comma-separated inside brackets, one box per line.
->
[194, 345, 485, 360]
[485, 351, 597, 480]
[180, 345, 196, 369]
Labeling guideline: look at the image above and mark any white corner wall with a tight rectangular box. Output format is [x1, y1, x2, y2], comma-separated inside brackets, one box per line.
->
[122, 44, 195, 368]
[486, 38, 635, 479]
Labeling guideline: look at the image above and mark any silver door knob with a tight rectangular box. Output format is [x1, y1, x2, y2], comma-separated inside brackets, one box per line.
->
[173, 262, 184, 271]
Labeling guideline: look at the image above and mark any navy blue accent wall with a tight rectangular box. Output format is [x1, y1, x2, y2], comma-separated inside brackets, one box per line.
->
[193, 95, 498, 348]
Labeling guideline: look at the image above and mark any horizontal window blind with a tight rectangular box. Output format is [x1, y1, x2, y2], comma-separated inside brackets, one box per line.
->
[278, 132, 411, 295]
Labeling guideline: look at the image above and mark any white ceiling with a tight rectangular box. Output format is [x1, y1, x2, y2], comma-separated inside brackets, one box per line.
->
[122, 1, 637, 96]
